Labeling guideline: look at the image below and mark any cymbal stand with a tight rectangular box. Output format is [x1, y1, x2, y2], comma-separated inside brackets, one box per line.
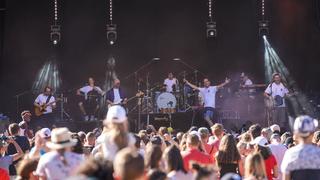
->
[59, 93, 70, 122]
[146, 72, 150, 126]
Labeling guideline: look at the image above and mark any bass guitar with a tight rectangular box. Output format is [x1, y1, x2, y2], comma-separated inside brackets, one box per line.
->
[108, 91, 144, 108]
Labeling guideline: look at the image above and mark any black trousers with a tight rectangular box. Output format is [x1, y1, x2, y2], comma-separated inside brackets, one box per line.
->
[34, 113, 56, 129]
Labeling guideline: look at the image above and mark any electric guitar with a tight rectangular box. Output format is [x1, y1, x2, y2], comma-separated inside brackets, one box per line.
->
[108, 91, 144, 108]
[34, 98, 61, 116]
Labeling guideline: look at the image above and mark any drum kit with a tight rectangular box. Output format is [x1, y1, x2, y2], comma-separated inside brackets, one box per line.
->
[132, 76, 204, 115]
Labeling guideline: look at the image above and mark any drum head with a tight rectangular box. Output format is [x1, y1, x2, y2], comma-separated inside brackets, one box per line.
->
[156, 92, 177, 109]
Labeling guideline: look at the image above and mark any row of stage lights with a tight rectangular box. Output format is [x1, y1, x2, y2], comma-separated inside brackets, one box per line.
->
[50, 0, 269, 45]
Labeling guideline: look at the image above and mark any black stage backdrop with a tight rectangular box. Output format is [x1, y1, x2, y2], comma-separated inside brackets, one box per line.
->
[1, 0, 320, 119]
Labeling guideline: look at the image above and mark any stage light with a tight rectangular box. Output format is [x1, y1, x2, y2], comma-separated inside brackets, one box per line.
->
[263, 37, 315, 117]
[172, 58, 181, 61]
[206, 21, 217, 38]
[32, 59, 61, 94]
[259, 20, 269, 36]
[263, 35, 267, 40]
[50, 25, 61, 45]
[152, 57, 160, 61]
[107, 24, 117, 45]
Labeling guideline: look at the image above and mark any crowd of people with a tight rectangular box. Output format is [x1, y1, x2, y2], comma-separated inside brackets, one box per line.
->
[1, 106, 320, 180]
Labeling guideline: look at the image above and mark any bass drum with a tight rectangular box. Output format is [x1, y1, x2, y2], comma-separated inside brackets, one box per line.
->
[156, 92, 177, 113]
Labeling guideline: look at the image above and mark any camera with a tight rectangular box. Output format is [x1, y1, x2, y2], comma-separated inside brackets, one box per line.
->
[0, 134, 13, 142]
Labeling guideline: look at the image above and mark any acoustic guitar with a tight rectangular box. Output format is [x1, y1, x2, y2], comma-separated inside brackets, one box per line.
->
[34, 98, 61, 117]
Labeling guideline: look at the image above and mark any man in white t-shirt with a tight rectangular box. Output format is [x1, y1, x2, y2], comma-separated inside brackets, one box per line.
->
[34, 86, 56, 128]
[106, 79, 127, 108]
[264, 73, 289, 131]
[184, 77, 230, 126]
[269, 133, 287, 180]
[281, 115, 320, 180]
[163, 72, 178, 93]
[77, 77, 103, 121]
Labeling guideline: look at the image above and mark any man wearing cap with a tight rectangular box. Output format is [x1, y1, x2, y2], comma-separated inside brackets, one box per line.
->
[29, 129, 51, 159]
[270, 124, 281, 134]
[281, 115, 320, 180]
[268, 133, 287, 180]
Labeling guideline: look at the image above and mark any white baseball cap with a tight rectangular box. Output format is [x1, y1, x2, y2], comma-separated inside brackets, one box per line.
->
[39, 128, 51, 139]
[250, 136, 268, 147]
[104, 105, 127, 124]
[270, 124, 280, 133]
[294, 115, 318, 137]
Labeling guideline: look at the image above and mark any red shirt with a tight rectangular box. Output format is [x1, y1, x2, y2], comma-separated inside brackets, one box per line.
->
[203, 143, 216, 163]
[264, 154, 277, 180]
[209, 139, 220, 153]
[181, 148, 214, 171]
[0, 168, 9, 180]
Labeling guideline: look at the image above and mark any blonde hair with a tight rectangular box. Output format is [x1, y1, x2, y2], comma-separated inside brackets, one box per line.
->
[110, 122, 129, 150]
[211, 123, 224, 137]
[245, 153, 267, 180]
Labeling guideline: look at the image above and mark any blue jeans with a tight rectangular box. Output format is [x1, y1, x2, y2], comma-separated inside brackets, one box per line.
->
[204, 107, 214, 126]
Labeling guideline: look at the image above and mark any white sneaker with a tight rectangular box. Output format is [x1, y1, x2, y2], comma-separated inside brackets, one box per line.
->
[84, 115, 89, 121]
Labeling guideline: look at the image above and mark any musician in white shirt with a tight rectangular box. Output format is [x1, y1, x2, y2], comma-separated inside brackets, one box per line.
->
[163, 72, 178, 93]
[106, 79, 127, 107]
[184, 77, 230, 126]
[34, 86, 56, 128]
[264, 73, 289, 131]
[77, 77, 103, 121]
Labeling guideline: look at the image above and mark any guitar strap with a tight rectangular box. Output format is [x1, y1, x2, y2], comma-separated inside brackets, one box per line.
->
[45, 95, 52, 104]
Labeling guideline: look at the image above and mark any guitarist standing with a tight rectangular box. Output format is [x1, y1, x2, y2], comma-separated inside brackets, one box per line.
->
[34, 86, 56, 129]
[264, 73, 289, 132]
[106, 79, 127, 108]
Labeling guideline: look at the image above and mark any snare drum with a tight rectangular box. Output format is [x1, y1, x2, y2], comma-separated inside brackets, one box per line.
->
[156, 92, 177, 114]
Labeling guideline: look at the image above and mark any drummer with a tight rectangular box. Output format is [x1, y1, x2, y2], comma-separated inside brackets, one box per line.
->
[163, 72, 178, 93]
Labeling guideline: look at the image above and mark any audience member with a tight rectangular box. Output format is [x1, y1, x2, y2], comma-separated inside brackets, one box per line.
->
[281, 115, 320, 180]
[216, 134, 243, 177]
[35, 128, 83, 179]
[93, 105, 135, 161]
[16, 157, 39, 180]
[181, 133, 213, 172]
[6, 123, 31, 176]
[145, 144, 163, 170]
[163, 145, 193, 179]
[0, 136, 24, 173]
[268, 133, 287, 179]
[244, 153, 267, 180]
[75, 157, 114, 179]
[113, 147, 145, 180]
[251, 136, 278, 180]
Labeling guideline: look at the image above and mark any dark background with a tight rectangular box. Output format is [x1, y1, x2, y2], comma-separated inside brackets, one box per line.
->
[1, 0, 320, 120]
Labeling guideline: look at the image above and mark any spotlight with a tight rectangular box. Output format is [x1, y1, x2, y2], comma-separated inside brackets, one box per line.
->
[263, 35, 267, 41]
[206, 21, 217, 38]
[259, 20, 269, 36]
[50, 25, 61, 45]
[107, 24, 117, 45]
